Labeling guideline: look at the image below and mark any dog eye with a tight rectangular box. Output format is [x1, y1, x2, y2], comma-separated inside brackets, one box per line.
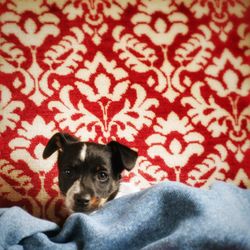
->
[97, 171, 109, 182]
[63, 169, 71, 175]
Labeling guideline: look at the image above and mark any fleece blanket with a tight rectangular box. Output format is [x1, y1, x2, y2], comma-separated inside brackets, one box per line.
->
[1, 181, 250, 250]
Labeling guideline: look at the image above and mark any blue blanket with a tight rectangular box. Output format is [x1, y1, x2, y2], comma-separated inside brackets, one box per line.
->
[1, 181, 250, 250]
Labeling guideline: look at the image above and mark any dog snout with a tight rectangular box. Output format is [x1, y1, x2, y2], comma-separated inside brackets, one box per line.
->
[74, 193, 91, 207]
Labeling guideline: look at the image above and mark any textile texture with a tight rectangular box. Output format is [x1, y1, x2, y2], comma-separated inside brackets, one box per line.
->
[1, 181, 250, 250]
[0, 0, 250, 223]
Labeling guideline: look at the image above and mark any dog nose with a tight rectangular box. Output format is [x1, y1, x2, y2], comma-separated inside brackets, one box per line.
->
[75, 193, 91, 207]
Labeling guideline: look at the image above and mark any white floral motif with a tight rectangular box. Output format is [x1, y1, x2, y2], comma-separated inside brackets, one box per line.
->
[47, 0, 136, 45]
[111, 84, 159, 141]
[0, 84, 24, 133]
[123, 156, 168, 189]
[0, 38, 26, 74]
[179, 0, 249, 18]
[0, 160, 39, 215]
[132, 0, 188, 46]
[6, 116, 62, 218]
[1, 27, 85, 105]
[175, 25, 215, 73]
[182, 81, 250, 162]
[146, 112, 204, 181]
[182, 82, 230, 137]
[0, 159, 33, 201]
[76, 52, 159, 141]
[0, 159, 63, 221]
[50, 53, 159, 143]
[187, 145, 230, 188]
[178, 0, 250, 41]
[50, 84, 159, 143]
[1, 0, 60, 47]
[49, 85, 99, 141]
[205, 49, 250, 162]
[129, 0, 189, 102]
[82, 0, 136, 45]
[227, 169, 250, 188]
[238, 24, 250, 57]
[44, 28, 86, 76]
[113, 26, 158, 73]
[76, 52, 129, 102]
[1, 1, 86, 105]
[205, 49, 250, 97]
[114, 23, 214, 102]
[9, 116, 57, 173]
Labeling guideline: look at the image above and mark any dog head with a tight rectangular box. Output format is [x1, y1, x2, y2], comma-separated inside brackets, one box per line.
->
[43, 132, 138, 213]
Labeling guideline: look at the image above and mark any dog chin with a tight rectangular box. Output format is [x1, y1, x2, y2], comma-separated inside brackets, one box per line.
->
[72, 205, 96, 214]
[65, 204, 93, 214]
[66, 198, 108, 214]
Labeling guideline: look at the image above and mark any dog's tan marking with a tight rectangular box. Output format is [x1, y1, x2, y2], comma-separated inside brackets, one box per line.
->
[98, 198, 108, 208]
[90, 197, 108, 210]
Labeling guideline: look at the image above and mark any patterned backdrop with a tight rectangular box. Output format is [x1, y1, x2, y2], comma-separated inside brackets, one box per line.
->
[0, 0, 250, 223]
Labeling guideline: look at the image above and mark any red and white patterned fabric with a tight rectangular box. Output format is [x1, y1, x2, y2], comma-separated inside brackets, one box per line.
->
[0, 0, 250, 223]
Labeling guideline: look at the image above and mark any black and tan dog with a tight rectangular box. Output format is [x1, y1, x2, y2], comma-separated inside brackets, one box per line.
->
[43, 132, 138, 213]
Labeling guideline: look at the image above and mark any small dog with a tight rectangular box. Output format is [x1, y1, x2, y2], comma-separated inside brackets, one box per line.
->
[43, 132, 138, 213]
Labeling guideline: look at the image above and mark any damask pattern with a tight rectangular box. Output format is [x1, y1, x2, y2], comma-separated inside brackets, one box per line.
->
[0, 0, 250, 223]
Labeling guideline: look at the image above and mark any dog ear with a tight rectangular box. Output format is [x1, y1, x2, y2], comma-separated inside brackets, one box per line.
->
[108, 141, 138, 171]
[43, 133, 77, 159]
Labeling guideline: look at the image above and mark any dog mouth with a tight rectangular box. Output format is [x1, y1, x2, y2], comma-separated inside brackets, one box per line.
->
[68, 196, 108, 213]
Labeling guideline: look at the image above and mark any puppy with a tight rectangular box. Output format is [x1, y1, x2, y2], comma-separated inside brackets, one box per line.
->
[43, 132, 138, 213]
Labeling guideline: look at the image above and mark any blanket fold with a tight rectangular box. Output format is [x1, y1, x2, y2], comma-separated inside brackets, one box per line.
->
[1, 181, 250, 250]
